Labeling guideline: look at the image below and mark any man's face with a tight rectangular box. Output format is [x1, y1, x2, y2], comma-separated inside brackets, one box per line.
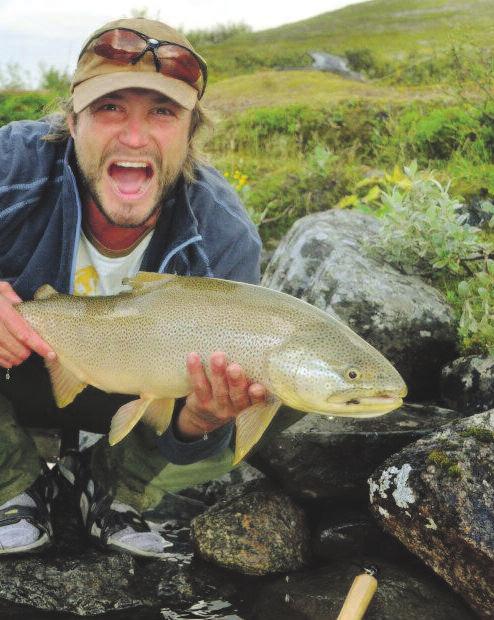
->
[68, 88, 192, 228]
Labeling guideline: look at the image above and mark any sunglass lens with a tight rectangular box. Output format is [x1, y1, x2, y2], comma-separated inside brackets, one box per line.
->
[92, 29, 146, 63]
[155, 44, 202, 85]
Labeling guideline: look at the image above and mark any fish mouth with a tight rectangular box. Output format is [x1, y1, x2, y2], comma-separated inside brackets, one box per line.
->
[322, 392, 406, 417]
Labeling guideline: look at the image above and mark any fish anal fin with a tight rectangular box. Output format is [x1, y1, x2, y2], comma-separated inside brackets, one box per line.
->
[45, 358, 87, 408]
[234, 397, 282, 465]
[34, 284, 58, 300]
[142, 397, 175, 435]
[122, 272, 176, 292]
[109, 397, 155, 446]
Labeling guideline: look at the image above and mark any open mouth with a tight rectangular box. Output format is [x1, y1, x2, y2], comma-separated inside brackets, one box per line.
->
[322, 391, 406, 417]
[107, 161, 155, 199]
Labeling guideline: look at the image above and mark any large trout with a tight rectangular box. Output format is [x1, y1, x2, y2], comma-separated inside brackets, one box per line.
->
[18, 272, 407, 463]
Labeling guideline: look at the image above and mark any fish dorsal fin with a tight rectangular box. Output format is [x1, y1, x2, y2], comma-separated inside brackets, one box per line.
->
[233, 397, 282, 465]
[45, 358, 88, 408]
[122, 272, 176, 292]
[34, 284, 58, 300]
[142, 397, 175, 435]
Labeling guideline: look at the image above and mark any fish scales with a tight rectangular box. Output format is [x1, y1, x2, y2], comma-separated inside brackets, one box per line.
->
[17, 273, 407, 462]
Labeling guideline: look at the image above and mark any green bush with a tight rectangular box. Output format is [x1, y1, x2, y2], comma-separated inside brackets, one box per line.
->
[210, 101, 396, 159]
[400, 107, 484, 161]
[366, 162, 493, 354]
[458, 262, 494, 355]
[344, 48, 378, 76]
[0, 92, 52, 126]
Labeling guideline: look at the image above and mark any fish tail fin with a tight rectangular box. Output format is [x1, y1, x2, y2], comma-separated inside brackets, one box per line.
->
[233, 398, 282, 465]
[142, 397, 175, 435]
[109, 398, 154, 446]
[45, 358, 87, 408]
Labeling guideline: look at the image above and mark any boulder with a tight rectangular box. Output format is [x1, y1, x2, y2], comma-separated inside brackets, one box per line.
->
[191, 480, 310, 576]
[369, 410, 494, 618]
[441, 355, 494, 414]
[247, 556, 476, 620]
[250, 402, 460, 501]
[0, 478, 235, 616]
[312, 504, 410, 561]
[262, 209, 458, 399]
[309, 51, 365, 80]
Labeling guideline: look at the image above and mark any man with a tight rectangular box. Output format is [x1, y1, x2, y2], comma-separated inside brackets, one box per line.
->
[0, 17, 265, 557]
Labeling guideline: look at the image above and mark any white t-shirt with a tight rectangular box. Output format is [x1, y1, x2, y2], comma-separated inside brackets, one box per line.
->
[73, 231, 152, 296]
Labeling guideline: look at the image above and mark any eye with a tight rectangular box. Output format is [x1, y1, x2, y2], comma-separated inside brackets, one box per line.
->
[346, 368, 361, 381]
[155, 106, 175, 117]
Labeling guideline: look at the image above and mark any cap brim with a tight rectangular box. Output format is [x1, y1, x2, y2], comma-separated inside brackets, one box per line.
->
[72, 72, 198, 113]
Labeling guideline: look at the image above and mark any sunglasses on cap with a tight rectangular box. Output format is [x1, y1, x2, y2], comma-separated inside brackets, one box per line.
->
[79, 28, 207, 99]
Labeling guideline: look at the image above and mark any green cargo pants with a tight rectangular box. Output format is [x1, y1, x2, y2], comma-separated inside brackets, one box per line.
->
[0, 355, 235, 511]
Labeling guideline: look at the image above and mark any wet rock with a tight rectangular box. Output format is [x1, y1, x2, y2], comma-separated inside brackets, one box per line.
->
[0, 478, 236, 616]
[369, 410, 494, 618]
[262, 209, 458, 399]
[246, 557, 477, 620]
[250, 402, 460, 501]
[312, 504, 410, 561]
[145, 462, 266, 523]
[441, 355, 494, 414]
[309, 51, 365, 80]
[191, 481, 311, 576]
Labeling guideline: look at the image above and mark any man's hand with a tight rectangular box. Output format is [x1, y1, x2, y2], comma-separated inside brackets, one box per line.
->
[175, 351, 267, 441]
[0, 281, 56, 368]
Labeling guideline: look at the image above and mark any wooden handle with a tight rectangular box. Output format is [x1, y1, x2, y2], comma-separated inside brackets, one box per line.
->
[336, 573, 378, 620]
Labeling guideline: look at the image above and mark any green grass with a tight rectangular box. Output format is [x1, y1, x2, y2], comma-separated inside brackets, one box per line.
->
[203, 70, 449, 114]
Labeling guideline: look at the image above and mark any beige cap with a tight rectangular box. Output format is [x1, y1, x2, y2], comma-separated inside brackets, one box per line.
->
[71, 18, 207, 113]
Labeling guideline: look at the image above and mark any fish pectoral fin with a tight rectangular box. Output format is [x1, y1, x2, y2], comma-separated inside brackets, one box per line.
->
[45, 358, 87, 408]
[109, 397, 154, 446]
[34, 284, 58, 300]
[142, 397, 175, 435]
[122, 271, 176, 292]
[233, 397, 282, 465]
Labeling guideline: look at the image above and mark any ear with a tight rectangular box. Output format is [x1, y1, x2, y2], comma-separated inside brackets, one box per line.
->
[67, 113, 76, 139]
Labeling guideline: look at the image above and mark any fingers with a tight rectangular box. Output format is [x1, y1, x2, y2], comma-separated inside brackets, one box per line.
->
[186, 352, 212, 406]
[0, 281, 22, 304]
[187, 351, 267, 417]
[0, 285, 56, 367]
[226, 362, 251, 411]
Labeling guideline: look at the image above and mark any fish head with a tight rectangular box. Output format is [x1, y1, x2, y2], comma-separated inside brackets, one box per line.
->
[267, 322, 407, 418]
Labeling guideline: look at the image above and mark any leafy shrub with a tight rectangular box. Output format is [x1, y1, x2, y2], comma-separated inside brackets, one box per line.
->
[0, 92, 52, 126]
[368, 162, 485, 276]
[185, 23, 252, 47]
[400, 107, 483, 161]
[210, 101, 396, 159]
[221, 146, 358, 243]
[344, 48, 378, 76]
[38, 65, 70, 97]
[366, 162, 493, 354]
[458, 262, 494, 355]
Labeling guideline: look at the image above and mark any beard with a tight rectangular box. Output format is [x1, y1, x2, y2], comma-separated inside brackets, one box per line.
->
[74, 146, 186, 229]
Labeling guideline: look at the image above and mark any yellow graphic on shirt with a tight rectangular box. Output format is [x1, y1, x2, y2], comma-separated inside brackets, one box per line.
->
[74, 266, 99, 296]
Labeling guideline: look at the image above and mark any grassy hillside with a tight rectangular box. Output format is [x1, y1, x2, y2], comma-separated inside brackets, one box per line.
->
[203, 70, 448, 113]
[199, 0, 494, 81]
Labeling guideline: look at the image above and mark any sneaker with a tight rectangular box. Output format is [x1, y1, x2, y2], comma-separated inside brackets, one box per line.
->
[57, 450, 172, 558]
[0, 463, 57, 555]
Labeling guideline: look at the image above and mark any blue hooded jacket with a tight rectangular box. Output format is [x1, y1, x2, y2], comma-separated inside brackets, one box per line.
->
[0, 118, 262, 464]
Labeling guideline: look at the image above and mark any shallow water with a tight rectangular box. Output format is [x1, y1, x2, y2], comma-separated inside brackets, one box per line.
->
[0, 599, 245, 620]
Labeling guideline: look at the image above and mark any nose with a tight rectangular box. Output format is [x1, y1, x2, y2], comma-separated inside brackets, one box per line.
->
[118, 115, 149, 149]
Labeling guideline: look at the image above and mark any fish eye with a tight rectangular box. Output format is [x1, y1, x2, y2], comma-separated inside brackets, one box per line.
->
[346, 368, 361, 381]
